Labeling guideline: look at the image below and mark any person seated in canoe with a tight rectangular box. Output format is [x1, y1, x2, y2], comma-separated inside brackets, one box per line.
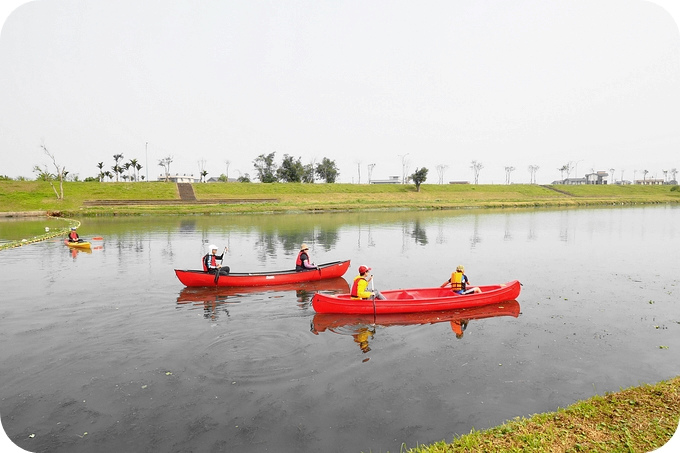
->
[67, 227, 82, 243]
[350, 265, 386, 300]
[295, 243, 318, 272]
[441, 265, 482, 294]
[203, 244, 230, 275]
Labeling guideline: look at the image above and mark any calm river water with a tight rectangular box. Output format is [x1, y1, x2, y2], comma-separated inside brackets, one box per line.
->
[1, 206, 679, 453]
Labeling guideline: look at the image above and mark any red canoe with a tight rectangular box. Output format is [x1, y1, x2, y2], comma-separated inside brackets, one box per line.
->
[311, 280, 521, 314]
[311, 300, 521, 334]
[174, 260, 351, 287]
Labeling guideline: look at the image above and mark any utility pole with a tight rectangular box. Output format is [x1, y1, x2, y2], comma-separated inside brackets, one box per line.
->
[145, 141, 148, 181]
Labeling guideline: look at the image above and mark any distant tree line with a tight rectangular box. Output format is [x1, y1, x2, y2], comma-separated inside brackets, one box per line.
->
[252, 152, 340, 183]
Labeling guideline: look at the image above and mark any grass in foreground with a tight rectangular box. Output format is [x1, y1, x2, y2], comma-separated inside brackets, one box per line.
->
[405, 376, 680, 453]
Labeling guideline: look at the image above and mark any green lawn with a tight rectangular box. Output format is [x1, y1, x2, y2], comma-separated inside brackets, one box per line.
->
[0, 180, 678, 216]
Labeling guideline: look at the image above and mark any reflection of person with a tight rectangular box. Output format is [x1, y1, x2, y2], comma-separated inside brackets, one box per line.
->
[450, 319, 469, 339]
[67, 227, 81, 242]
[441, 265, 482, 294]
[295, 243, 318, 271]
[203, 244, 230, 275]
[350, 265, 386, 300]
[353, 327, 374, 353]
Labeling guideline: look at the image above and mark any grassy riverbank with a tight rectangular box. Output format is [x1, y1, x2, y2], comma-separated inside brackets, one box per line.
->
[1, 180, 679, 216]
[405, 376, 680, 453]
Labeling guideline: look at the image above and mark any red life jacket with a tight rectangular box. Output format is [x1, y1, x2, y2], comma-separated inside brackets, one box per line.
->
[202, 254, 217, 272]
[68, 231, 79, 241]
[295, 250, 309, 270]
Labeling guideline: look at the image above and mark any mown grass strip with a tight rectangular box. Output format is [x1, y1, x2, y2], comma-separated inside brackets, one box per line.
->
[405, 377, 680, 453]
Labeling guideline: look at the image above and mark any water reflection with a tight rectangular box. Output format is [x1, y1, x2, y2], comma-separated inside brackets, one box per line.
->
[311, 301, 521, 356]
[176, 278, 349, 319]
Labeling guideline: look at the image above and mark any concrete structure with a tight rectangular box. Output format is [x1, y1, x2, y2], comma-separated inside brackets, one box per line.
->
[158, 174, 200, 183]
[370, 175, 401, 184]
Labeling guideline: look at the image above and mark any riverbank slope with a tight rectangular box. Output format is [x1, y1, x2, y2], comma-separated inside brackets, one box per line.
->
[1, 181, 679, 216]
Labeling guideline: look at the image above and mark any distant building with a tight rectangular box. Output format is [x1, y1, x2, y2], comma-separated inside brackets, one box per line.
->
[206, 177, 238, 183]
[448, 181, 470, 184]
[158, 174, 200, 183]
[635, 179, 665, 185]
[585, 171, 609, 184]
[370, 175, 401, 184]
[552, 177, 586, 185]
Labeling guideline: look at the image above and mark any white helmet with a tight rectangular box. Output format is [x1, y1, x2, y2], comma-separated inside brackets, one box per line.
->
[208, 244, 217, 252]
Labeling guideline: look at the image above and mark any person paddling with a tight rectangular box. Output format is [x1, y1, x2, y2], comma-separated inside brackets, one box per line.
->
[203, 244, 230, 276]
[441, 265, 481, 294]
[295, 243, 318, 271]
[67, 227, 82, 243]
[350, 265, 385, 300]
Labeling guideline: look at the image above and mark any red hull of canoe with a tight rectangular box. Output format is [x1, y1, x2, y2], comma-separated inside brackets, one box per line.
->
[311, 300, 520, 333]
[174, 260, 351, 287]
[311, 280, 521, 314]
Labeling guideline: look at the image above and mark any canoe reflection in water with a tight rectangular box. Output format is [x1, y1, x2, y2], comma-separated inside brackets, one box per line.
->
[311, 300, 521, 355]
[176, 277, 350, 320]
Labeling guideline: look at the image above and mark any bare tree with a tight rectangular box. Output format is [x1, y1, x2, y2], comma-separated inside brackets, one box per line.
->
[436, 164, 448, 184]
[398, 154, 410, 184]
[40, 143, 66, 199]
[558, 163, 572, 180]
[470, 160, 483, 184]
[528, 165, 539, 184]
[224, 160, 230, 182]
[643, 169, 649, 182]
[158, 156, 173, 182]
[504, 166, 515, 185]
[367, 163, 376, 183]
[670, 168, 678, 182]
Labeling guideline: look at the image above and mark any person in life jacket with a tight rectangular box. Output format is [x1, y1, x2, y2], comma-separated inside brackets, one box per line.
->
[295, 243, 318, 272]
[441, 265, 482, 295]
[350, 265, 386, 300]
[203, 244, 230, 275]
[67, 227, 81, 243]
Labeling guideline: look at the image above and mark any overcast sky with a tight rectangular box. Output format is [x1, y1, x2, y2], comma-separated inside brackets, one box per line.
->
[1, 0, 679, 185]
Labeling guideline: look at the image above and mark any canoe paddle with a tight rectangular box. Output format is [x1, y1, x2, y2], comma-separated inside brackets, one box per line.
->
[214, 246, 227, 285]
[370, 275, 377, 322]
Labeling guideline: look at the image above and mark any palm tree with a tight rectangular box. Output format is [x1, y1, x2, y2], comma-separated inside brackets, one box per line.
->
[129, 159, 139, 181]
[112, 154, 124, 182]
[97, 162, 105, 182]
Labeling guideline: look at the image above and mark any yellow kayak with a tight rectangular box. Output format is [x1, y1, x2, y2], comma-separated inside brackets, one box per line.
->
[64, 239, 91, 249]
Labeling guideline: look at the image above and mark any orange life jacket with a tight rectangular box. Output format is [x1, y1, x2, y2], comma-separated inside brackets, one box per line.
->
[450, 271, 465, 291]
